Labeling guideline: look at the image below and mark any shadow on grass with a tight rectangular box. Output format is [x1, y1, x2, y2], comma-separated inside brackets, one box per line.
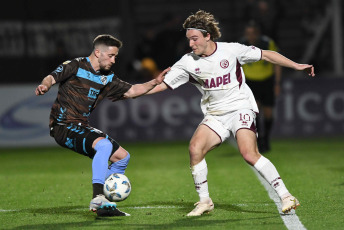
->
[123, 200, 274, 215]
[11, 220, 113, 230]
[11, 201, 278, 229]
[120, 200, 279, 229]
[20, 205, 88, 216]
[11, 205, 119, 229]
[121, 216, 280, 230]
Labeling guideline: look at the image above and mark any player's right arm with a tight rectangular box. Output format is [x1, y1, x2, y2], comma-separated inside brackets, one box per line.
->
[146, 55, 190, 95]
[35, 59, 78, 96]
[145, 82, 169, 95]
[35, 75, 56, 96]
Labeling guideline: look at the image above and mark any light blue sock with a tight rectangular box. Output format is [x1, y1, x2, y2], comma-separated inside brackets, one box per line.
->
[106, 152, 130, 178]
[92, 139, 113, 184]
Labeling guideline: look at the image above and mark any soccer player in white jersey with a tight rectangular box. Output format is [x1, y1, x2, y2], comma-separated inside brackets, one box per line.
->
[147, 10, 315, 216]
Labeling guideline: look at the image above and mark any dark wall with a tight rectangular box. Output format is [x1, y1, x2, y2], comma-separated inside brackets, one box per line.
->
[0, 0, 337, 84]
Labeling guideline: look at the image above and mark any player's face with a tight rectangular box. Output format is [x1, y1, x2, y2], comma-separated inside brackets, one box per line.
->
[98, 46, 119, 71]
[186, 30, 210, 56]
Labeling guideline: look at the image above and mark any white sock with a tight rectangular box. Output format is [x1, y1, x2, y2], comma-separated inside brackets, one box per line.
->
[254, 156, 290, 199]
[191, 159, 210, 202]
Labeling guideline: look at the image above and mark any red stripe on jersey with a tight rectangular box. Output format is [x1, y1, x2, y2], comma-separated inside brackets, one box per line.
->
[188, 74, 201, 85]
[236, 59, 242, 88]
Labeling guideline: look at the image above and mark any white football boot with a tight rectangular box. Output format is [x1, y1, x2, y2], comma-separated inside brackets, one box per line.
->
[187, 198, 214, 216]
[89, 194, 117, 212]
[281, 195, 300, 213]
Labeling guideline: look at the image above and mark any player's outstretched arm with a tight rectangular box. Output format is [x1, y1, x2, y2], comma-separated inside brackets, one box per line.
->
[261, 50, 315, 77]
[35, 75, 56, 96]
[145, 82, 169, 95]
[124, 67, 170, 99]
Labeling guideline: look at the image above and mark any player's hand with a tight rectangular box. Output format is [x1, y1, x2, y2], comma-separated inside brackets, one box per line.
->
[154, 67, 171, 85]
[295, 64, 315, 77]
[35, 84, 48, 95]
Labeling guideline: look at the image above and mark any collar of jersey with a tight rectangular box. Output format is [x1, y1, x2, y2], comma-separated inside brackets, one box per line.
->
[86, 57, 100, 74]
[200, 42, 218, 58]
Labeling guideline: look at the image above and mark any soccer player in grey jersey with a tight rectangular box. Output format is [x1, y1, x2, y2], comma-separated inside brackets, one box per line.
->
[35, 34, 169, 216]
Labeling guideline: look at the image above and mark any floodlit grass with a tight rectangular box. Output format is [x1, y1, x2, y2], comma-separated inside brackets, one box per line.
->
[0, 138, 343, 229]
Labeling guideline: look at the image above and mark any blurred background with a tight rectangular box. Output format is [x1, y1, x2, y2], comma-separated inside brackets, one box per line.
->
[0, 0, 343, 147]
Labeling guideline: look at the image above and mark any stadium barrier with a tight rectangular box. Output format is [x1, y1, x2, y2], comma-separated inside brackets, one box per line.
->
[0, 77, 343, 147]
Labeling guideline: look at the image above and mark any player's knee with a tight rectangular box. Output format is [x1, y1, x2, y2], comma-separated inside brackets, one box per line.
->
[122, 152, 130, 162]
[125, 152, 130, 162]
[189, 142, 199, 156]
[189, 141, 205, 160]
[240, 148, 260, 166]
[114, 152, 130, 168]
[110, 146, 129, 162]
[112, 151, 130, 165]
[94, 138, 113, 152]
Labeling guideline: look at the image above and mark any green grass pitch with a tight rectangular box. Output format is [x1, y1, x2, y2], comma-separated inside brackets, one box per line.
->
[0, 138, 343, 229]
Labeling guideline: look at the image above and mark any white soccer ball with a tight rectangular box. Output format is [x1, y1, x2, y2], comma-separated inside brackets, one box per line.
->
[104, 173, 131, 202]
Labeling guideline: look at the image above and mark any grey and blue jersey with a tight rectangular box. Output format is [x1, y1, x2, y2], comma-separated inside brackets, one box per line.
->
[49, 57, 132, 127]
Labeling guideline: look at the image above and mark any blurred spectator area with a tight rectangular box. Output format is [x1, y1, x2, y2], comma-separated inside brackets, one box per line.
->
[0, 0, 341, 84]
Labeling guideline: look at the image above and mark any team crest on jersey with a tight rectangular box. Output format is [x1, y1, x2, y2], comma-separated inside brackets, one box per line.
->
[53, 65, 63, 74]
[195, 68, 201, 74]
[100, 75, 108, 85]
[220, 59, 229, 69]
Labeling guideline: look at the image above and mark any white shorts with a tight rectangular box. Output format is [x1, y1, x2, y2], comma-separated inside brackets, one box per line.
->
[200, 109, 257, 142]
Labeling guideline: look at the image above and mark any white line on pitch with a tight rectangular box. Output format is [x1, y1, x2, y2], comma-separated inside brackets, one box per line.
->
[228, 137, 306, 230]
[251, 167, 307, 230]
[126, 205, 182, 209]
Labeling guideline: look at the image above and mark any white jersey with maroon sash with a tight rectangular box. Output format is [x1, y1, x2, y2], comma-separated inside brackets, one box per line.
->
[164, 42, 262, 116]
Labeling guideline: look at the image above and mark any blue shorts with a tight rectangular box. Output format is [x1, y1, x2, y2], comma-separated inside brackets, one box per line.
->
[50, 123, 120, 159]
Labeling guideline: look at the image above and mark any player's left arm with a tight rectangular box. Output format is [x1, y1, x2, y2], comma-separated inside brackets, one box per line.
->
[123, 67, 170, 98]
[261, 50, 315, 77]
[35, 75, 56, 96]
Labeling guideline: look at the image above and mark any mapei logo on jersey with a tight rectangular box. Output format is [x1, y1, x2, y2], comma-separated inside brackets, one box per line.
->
[204, 73, 231, 89]
[88, 87, 100, 99]
[220, 59, 229, 69]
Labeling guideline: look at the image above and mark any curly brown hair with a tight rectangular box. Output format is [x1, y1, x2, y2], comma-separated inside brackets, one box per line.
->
[183, 10, 221, 41]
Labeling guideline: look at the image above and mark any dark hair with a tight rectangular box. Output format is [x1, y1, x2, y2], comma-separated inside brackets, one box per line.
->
[93, 34, 123, 49]
[183, 10, 221, 40]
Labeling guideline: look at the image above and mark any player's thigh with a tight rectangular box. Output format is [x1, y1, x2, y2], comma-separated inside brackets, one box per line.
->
[236, 129, 260, 165]
[236, 128, 258, 153]
[52, 123, 119, 159]
[189, 124, 222, 155]
[93, 136, 125, 162]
